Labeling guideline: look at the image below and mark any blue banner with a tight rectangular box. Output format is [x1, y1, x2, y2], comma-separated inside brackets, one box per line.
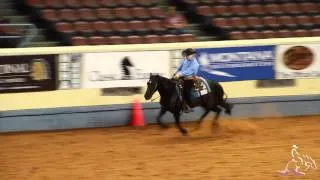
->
[196, 45, 276, 82]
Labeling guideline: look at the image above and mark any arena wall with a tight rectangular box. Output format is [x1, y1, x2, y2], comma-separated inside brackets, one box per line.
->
[0, 78, 320, 111]
[1, 95, 320, 133]
[0, 37, 319, 133]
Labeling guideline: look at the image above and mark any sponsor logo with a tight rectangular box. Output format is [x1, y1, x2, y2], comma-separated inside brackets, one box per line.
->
[282, 46, 314, 71]
[275, 44, 320, 79]
[195, 46, 275, 82]
[82, 51, 170, 89]
[278, 145, 317, 176]
[0, 55, 56, 93]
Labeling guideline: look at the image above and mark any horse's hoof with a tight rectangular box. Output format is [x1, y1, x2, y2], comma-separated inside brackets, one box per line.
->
[212, 122, 220, 127]
[181, 129, 188, 136]
[182, 132, 189, 136]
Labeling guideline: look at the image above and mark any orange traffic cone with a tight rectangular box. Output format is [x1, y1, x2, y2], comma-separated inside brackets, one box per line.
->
[130, 99, 145, 127]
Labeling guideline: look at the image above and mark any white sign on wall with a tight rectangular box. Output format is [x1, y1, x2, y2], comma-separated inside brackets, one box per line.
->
[81, 51, 170, 88]
[58, 53, 82, 89]
[170, 49, 184, 74]
[275, 44, 320, 79]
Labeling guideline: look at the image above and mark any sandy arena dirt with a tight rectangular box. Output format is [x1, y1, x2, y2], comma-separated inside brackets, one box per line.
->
[0, 116, 319, 180]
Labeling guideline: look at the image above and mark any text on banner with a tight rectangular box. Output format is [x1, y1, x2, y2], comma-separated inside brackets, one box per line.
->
[195, 45, 276, 82]
[0, 55, 57, 93]
[81, 51, 170, 89]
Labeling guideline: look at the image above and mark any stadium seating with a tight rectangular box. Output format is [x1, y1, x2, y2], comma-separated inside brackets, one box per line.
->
[178, 0, 320, 40]
[24, 0, 196, 46]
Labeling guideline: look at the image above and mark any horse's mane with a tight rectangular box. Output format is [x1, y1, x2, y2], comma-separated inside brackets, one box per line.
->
[157, 75, 175, 84]
[154, 75, 177, 90]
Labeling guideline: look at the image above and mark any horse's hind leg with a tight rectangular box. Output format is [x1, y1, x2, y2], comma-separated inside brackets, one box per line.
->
[193, 109, 210, 131]
[211, 107, 222, 132]
[174, 112, 188, 136]
[157, 108, 168, 129]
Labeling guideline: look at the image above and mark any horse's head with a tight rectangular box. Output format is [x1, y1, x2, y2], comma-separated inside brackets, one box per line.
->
[144, 73, 159, 100]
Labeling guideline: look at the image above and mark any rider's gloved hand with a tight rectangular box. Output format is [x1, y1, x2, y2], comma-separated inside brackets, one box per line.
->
[173, 72, 181, 79]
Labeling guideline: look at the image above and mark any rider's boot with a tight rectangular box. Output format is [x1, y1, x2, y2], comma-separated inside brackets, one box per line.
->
[183, 101, 193, 113]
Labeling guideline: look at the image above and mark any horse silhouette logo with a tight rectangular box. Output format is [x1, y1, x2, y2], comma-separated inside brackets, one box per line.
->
[120, 56, 134, 80]
[278, 145, 317, 176]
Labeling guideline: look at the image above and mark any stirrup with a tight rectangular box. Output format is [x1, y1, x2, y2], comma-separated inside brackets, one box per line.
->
[183, 105, 193, 113]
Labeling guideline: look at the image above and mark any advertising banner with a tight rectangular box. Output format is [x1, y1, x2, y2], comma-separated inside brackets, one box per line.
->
[195, 45, 276, 82]
[81, 51, 170, 88]
[0, 55, 57, 93]
[58, 53, 82, 89]
[275, 44, 320, 79]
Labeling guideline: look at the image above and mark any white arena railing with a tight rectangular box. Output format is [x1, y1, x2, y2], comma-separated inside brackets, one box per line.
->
[0, 36, 320, 55]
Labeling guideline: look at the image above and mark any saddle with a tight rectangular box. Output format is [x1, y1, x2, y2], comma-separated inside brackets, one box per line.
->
[177, 76, 211, 100]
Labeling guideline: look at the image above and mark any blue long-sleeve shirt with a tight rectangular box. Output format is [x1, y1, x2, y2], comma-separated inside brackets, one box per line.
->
[177, 58, 200, 77]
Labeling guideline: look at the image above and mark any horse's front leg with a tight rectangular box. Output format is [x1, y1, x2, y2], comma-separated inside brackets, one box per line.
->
[174, 112, 188, 136]
[157, 107, 168, 129]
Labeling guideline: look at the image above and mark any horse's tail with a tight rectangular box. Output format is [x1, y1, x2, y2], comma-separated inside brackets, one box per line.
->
[207, 79, 233, 115]
[221, 92, 233, 115]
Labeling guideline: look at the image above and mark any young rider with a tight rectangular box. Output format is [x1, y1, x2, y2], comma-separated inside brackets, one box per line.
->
[173, 48, 200, 113]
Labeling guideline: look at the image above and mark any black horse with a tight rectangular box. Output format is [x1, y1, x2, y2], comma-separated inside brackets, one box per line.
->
[144, 73, 233, 136]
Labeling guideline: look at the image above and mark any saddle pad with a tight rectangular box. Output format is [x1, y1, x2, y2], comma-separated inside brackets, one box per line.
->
[196, 77, 211, 95]
[190, 77, 211, 98]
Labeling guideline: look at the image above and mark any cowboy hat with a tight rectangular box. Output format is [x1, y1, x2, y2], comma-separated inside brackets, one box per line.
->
[182, 48, 197, 56]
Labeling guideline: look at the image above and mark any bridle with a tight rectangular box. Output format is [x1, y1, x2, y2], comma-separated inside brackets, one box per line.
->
[151, 95, 160, 102]
[147, 78, 159, 102]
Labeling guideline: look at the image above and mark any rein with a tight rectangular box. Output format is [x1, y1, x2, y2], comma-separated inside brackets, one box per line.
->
[148, 76, 177, 102]
[151, 95, 160, 102]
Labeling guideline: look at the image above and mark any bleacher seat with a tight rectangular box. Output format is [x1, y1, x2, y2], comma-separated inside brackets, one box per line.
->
[162, 34, 179, 43]
[89, 36, 105, 45]
[131, 7, 150, 20]
[144, 34, 160, 43]
[311, 29, 320, 36]
[261, 30, 277, 39]
[60, 9, 78, 22]
[128, 20, 148, 36]
[229, 31, 244, 40]
[41, 9, 59, 22]
[96, 8, 114, 21]
[78, 8, 98, 21]
[146, 19, 167, 35]
[108, 36, 125, 45]
[126, 35, 144, 44]
[180, 33, 195, 42]
[92, 21, 112, 36]
[82, 0, 100, 8]
[0, 18, 23, 48]
[71, 36, 87, 45]
[44, 0, 65, 9]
